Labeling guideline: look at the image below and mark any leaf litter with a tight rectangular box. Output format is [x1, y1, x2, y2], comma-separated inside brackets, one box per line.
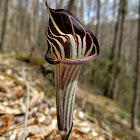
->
[0, 54, 117, 140]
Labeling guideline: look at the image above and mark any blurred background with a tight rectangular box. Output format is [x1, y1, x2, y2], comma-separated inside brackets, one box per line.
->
[0, 0, 140, 139]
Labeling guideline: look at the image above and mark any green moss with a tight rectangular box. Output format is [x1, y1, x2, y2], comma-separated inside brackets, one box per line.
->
[14, 55, 31, 63]
[13, 54, 46, 70]
[2, 55, 8, 60]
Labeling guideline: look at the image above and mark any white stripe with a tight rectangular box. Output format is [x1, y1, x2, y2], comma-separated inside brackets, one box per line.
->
[63, 65, 79, 128]
[70, 18, 75, 34]
[70, 81, 77, 129]
[77, 35, 82, 58]
[67, 65, 81, 129]
[48, 27, 67, 43]
[67, 79, 77, 129]
[67, 34, 77, 58]
[48, 9, 65, 35]
[63, 66, 75, 127]
[48, 11, 77, 59]
[47, 34, 65, 58]
[47, 39, 61, 59]
[82, 35, 86, 57]
[63, 65, 71, 82]
[63, 66, 74, 91]
[57, 64, 64, 128]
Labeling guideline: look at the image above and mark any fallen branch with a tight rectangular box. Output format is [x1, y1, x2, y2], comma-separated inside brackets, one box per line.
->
[22, 68, 30, 140]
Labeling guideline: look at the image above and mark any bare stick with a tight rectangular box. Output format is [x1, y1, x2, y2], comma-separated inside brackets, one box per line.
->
[22, 68, 30, 140]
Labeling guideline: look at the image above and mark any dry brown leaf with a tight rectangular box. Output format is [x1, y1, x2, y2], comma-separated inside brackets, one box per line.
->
[0, 110, 5, 114]
[30, 118, 39, 125]
[0, 114, 14, 135]
[0, 84, 7, 93]
[12, 88, 25, 100]
[29, 93, 41, 108]
[73, 128, 88, 136]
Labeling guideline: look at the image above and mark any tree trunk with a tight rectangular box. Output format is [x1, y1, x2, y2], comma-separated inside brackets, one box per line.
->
[109, 0, 116, 46]
[80, 0, 84, 24]
[90, 0, 101, 86]
[15, 0, 22, 37]
[29, 0, 39, 57]
[67, 0, 75, 13]
[59, 0, 65, 9]
[56, 0, 59, 8]
[95, 0, 101, 38]
[0, 0, 1, 9]
[23, 0, 29, 37]
[0, 0, 3, 11]
[103, 0, 121, 97]
[110, 0, 127, 99]
[131, 0, 140, 129]
[0, 0, 9, 52]
[112, 0, 117, 19]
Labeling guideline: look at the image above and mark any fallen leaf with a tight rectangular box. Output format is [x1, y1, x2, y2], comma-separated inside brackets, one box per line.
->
[0, 114, 14, 135]
[0, 84, 7, 93]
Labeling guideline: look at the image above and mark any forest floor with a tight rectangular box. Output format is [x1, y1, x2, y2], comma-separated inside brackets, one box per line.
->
[0, 53, 140, 140]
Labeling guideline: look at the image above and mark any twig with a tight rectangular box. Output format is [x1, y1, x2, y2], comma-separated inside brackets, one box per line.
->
[22, 68, 30, 140]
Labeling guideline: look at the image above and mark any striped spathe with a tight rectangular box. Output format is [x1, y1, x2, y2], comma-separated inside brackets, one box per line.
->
[45, 1, 99, 138]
